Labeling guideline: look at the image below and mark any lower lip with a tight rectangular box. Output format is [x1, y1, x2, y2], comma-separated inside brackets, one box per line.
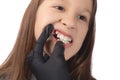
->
[52, 36, 72, 48]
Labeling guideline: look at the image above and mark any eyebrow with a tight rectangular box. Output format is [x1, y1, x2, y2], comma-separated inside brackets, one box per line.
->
[87, 9, 92, 15]
[83, 8, 92, 16]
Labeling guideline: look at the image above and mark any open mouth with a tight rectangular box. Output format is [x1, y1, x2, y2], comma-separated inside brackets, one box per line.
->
[43, 29, 73, 55]
[53, 29, 73, 47]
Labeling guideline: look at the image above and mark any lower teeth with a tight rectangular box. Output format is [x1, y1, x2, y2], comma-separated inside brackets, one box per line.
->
[57, 39, 69, 44]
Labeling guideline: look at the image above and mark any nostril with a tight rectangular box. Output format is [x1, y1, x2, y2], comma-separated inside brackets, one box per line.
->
[62, 23, 66, 25]
[58, 19, 66, 26]
[59, 18, 76, 29]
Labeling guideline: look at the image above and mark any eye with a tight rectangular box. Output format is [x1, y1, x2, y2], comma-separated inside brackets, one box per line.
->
[54, 6, 65, 11]
[78, 15, 87, 21]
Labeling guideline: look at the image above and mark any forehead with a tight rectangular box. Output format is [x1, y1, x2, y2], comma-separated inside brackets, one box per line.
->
[42, 0, 92, 13]
[43, 0, 92, 6]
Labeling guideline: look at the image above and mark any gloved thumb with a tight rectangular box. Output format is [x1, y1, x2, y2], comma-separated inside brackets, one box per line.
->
[51, 41, 65, 60]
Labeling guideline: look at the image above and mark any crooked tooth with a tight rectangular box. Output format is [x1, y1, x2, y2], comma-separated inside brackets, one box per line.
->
[55, 31, 59, 34]
[57, 33, 61, 38]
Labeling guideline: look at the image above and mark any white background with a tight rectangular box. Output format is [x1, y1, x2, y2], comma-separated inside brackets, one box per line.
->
[0, 0, 120, 80]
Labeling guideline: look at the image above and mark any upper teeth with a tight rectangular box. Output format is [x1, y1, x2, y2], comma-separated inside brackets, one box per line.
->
[55, 31, 72, 44]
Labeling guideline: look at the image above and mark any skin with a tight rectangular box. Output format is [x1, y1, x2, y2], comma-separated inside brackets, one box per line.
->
[34, 0, 92, 60]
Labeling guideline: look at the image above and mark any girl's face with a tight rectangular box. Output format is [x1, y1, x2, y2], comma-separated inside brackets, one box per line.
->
[35, 0, 92, 60]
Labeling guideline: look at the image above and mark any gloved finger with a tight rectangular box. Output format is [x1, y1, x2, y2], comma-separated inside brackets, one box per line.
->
[26, 50, 34, 66]
[34, 24, 54, 61]
[51, 41, 65, 61]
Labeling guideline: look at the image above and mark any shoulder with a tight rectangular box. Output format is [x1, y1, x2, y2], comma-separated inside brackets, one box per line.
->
[0, 74, 36, 80]
[0, 76, 8, 80]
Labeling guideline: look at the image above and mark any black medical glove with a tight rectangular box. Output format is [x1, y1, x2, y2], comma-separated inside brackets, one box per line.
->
[26, 24, 70, 80]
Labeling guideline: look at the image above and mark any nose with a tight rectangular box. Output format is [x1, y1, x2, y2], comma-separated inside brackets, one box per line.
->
[59, 14, 77, 29]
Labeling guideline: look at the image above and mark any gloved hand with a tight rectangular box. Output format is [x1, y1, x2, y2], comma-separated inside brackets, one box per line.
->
[26, 24, 70, 80]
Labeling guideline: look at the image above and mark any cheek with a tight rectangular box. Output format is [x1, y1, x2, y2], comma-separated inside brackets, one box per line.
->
[34, 14, 61, 40]
[34, 11, 52, 40]
[76, 27, 88, 46]
[34, 25, 42, 40]
[74, 27, 88, 53]
[65, 27, 88, 60]
[34, 15, 46, 40]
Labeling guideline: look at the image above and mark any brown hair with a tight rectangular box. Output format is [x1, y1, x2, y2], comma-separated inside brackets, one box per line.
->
[68, 0, 97, 80]
[0, 0, 97, 80]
